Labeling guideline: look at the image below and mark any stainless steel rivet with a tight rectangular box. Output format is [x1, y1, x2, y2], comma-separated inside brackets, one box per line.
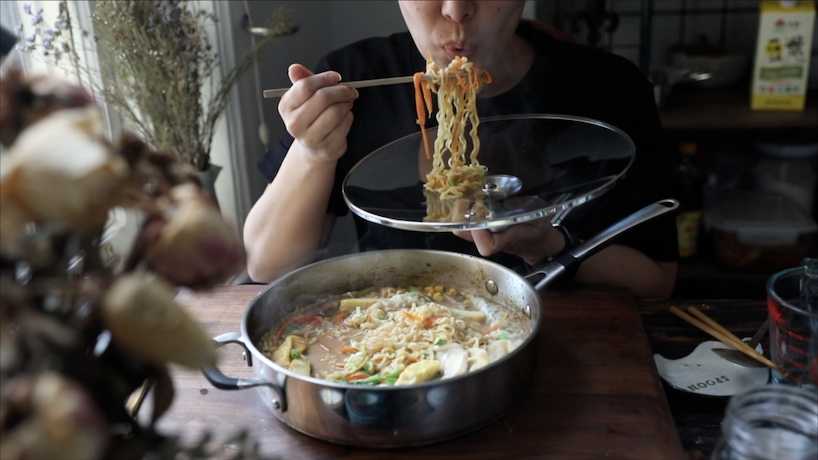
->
[485, 279, 498, 295]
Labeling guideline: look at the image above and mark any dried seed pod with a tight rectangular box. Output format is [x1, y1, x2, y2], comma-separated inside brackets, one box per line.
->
[141, 183, 245, 289]
[0, 106, 129, 256]
[0, 372, 108, 460]
[0, 70, 95, 147]
[102, 272, 216, 369]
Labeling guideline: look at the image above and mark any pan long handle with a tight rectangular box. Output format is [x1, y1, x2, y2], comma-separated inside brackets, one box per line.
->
[530, 198, 679, 291]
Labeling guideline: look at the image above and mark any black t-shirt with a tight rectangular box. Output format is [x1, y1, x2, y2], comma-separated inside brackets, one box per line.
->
[257, 22, 679, 269]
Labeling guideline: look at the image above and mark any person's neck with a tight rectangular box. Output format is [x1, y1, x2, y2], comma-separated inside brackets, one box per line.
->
[479, 34, 535, 98]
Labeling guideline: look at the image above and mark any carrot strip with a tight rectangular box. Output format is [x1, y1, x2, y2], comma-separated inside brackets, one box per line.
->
[346, 373, 370, 382]
[403, 311, 423, 322]
[274, 315, 320, 344]
[413, 71, 425, 123]
[454, 67, 467, 88]
[340, 346, 358, 354]
[487, 312, 508, 333]
[424, 314, 445, 329]
[414, 71, 432, 159]
[333, 311, 348, 328]
[423, 81, 434, 112]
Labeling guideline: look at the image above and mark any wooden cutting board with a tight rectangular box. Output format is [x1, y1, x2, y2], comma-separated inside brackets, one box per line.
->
[148, 285, 685, 459]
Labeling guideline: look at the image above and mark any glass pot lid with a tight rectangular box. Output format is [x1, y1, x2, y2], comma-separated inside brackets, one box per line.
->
[342, 114, 635, 232]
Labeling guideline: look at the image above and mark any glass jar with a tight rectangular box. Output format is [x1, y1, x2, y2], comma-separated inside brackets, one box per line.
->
[711, 385, 818, 460]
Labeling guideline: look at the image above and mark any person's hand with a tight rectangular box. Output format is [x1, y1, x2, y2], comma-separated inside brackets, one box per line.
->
[453, 218, 567, 266]
[278, 64, 358, 163]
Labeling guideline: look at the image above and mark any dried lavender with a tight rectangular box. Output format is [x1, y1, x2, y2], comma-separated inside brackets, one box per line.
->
[16, 0, 294, 171]
[15, 2, 94, 75]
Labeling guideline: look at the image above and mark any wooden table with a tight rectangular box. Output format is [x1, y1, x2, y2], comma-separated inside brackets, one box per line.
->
[147, 285, 686, 459]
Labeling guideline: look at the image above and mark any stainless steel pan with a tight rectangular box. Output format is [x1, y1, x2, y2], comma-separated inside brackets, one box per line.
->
[201, 199, 678, 447]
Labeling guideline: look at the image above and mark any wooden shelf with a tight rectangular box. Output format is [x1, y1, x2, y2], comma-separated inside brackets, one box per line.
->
[673, 254, 770, 299]
[660, 87, 818, 132]
[671, 231, 817, 299]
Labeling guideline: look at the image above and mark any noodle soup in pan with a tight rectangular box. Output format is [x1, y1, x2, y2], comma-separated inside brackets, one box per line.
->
[258, 284, 531, 386]
[203, 204, 675, 447]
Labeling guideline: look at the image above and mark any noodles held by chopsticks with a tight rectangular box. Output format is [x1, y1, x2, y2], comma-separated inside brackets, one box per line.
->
[414, 55, 492, 200]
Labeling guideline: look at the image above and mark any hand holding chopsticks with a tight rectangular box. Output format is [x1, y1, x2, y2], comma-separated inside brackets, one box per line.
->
[668, 306, 787, 377]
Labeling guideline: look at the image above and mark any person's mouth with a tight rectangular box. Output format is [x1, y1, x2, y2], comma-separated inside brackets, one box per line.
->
[443, 43, 473, 59]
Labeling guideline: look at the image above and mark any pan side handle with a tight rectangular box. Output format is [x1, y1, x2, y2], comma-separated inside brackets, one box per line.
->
[200, 332, 287, 411]
[531, 198, 679, 291]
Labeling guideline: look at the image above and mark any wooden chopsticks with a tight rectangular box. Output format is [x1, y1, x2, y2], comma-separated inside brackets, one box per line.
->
[669, 306, 786, 376]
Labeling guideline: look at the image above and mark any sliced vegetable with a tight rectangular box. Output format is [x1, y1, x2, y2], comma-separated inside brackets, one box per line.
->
[339, 297, 380, 311]
[436, 343, 468, 378]
[487, 340, 512, 362]
[467, 348, 490, 372]
[272, 335, 308, 367]
[395, 360, 441, 386]
[289, 358, 311, 376]
[344, 351, 369, 374]
[443, 306, 486, 322]
[349, 370, 403, 385]
[348, 374, 377, 384]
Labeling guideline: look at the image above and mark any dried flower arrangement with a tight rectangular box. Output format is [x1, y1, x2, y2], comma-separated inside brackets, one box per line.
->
[0, 66, 269, 458]
[15, 0, 294, 171]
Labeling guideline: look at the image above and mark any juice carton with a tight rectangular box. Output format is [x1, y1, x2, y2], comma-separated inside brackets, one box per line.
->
[751, 1, 816, 111]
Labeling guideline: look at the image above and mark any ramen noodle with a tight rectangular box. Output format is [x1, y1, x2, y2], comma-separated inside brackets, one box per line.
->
[414, 56, 492, 201]
[422, 189, 488, 223]
[259, 285, 531, 386]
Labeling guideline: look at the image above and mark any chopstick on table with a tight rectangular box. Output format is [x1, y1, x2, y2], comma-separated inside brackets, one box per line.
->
[263, 70, 491, 98]
[668, 305, 786, 375]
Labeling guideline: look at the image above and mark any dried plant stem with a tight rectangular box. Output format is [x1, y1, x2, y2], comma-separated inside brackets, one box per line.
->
[20, 0, 293, 171]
